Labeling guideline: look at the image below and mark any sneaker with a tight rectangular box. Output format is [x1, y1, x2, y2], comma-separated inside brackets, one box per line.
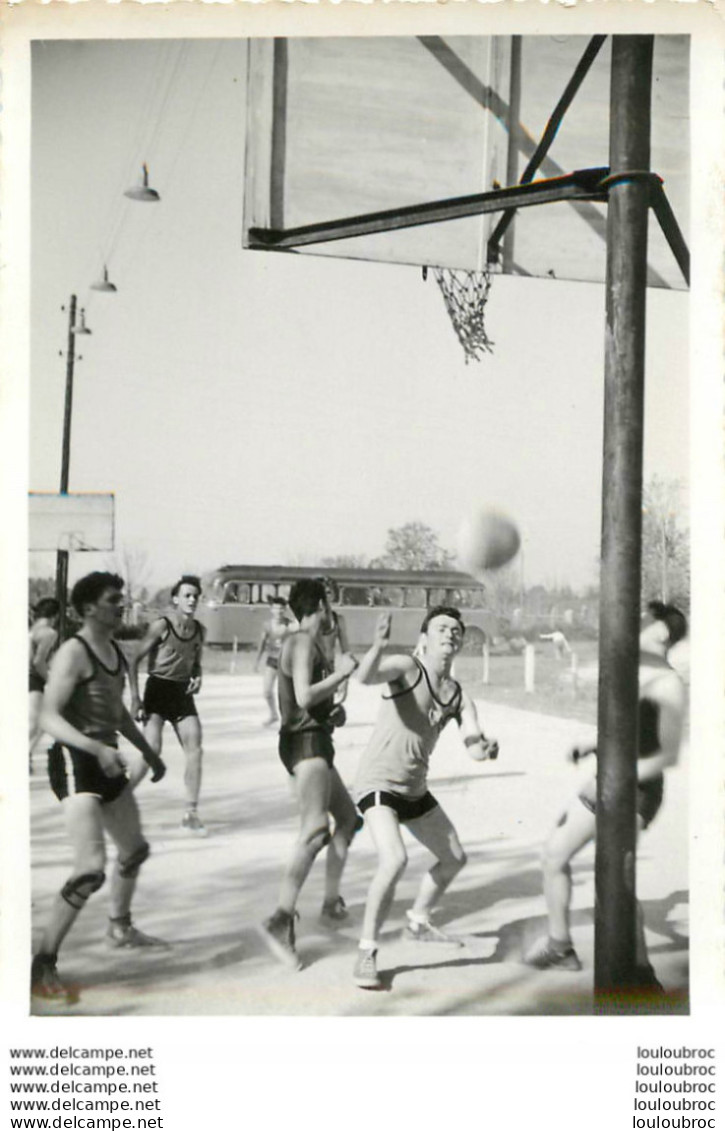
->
[403, 913, 464, 947]
[106, 918, 171, 950]
[31, 954, 77, 1004]
[523, 936, 582, 971]
[259, 910, 303, 970]
[353, 947, 382, 990]
[320, 896, 349, 926]
[181, 810, 208, 837]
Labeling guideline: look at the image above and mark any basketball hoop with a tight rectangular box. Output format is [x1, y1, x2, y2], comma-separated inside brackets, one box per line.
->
[432, 266, 495, 364]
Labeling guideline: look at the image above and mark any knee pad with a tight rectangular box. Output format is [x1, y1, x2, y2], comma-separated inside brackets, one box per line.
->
[304, 825, 331, 853]
[119, 840, 150, 879]
[61, 870, 106, 910]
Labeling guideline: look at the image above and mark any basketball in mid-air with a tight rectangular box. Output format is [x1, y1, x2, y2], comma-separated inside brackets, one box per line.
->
[456, 508, 521, 575]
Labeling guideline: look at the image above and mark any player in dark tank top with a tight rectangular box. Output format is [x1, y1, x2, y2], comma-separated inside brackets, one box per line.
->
[525, 601, 687, 993]
[258, 578, 359, 971]
[31, 572, 168, 1006]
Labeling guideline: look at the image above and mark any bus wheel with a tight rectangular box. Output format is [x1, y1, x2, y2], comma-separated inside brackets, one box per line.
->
[460, 626, 486, 655]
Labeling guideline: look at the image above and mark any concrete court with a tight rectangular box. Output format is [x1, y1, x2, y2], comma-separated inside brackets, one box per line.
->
[30, 672, 689, 1017]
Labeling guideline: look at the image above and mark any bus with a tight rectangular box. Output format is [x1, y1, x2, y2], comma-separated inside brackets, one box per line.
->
[197, 565, 499, 653]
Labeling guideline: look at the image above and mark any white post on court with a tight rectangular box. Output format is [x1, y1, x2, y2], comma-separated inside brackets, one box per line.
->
[482, 642, 490, 685]
[230, 635, 238, 674]
[524, 643, 535, 693]
[570, 650, 578, 693]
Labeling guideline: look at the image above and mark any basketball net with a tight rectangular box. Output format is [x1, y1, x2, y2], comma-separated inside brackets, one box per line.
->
[433, 266, 495, 364]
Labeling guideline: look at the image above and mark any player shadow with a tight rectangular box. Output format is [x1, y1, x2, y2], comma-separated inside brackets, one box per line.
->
[374, 889, 689, 1015]
[638, 890, 689, 951]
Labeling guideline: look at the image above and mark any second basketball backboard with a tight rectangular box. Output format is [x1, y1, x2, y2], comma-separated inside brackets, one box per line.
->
[29, 493, 115, 552]
[244, 35, 689, 289]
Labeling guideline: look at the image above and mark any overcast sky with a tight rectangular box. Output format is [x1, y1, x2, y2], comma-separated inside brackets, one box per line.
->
[29, 37, 689, 594]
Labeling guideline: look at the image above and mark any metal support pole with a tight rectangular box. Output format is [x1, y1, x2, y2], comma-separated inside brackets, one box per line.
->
[55, 295, 77, 640]
[594, 36, 653, 1003]
[502, 37, 522, 274]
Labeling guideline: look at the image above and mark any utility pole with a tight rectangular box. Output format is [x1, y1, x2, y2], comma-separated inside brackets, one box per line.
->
[55, 295, 78, 640]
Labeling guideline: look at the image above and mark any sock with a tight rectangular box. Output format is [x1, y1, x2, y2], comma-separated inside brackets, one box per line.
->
[407, 910, 429, 926]
[359, 938, 376, 952]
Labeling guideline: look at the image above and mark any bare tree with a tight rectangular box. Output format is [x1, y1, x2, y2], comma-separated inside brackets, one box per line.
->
[103, 545, 153, 612]
[641, 476, 690, 607]
[377, 521, 455, 571]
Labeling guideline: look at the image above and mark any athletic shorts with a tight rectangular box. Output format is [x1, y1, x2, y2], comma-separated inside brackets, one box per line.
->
[47, 742, 129, 805]
[357, 789, 439, 824]
[278, 729, 335, 775]
[578, 775, 664, 830]
[29, 672, 45, 693]
[143, 675, 198, 723]
[265, 656, 279, 671]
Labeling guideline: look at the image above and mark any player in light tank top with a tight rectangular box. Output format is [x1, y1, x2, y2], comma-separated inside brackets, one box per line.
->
[128, 575, 208, 835]
[31, 572, 168, 1006]
[352, 606, 500, 991]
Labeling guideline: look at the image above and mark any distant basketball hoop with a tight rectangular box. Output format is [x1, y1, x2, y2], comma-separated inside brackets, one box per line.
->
[29, 492, 115, 553]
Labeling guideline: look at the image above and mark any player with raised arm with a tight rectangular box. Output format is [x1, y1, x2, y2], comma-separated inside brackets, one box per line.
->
[31, 572, 167, 1005]
[259, 578, 359, 969]
[524, 601, 688, 991]
[353, 606, 499, 990]
[28, 596, 60, 773]
[128, 575, 207, 835]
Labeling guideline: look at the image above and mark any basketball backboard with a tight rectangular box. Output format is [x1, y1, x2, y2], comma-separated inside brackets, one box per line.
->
[29, 492, 115, 552]
[244, 35, 688, 289]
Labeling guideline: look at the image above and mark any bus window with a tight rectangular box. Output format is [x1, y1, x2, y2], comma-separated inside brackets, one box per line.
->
[428, 588, 448, 607]
[223, 582, 250, 604]
[403, 588, 427, 608]
[277, 584, 291, 602]
[341, 586, 370, 607]
[381, 587, 404, 608]
[209, 578, 226, 603]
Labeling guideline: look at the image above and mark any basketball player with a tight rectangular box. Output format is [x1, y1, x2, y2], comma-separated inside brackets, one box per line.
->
[259, 578, 359, 969]
[254, 597, 292, 726]
[128, 576, 207, 835]
[353, 607, 499, 990]
[524, 601, 687, 989]
[31, 572, 167, 1004]
[29, 597, 60, 773]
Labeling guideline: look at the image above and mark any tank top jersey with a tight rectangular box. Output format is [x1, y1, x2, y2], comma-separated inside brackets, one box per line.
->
[354, 658, 463, 801]
[149, 617, 203, 682]
[63, 636, 126, 746]
[638, 697, 661, 757]
[278, 636, 335, 735]
[318, 610, 341, 667]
